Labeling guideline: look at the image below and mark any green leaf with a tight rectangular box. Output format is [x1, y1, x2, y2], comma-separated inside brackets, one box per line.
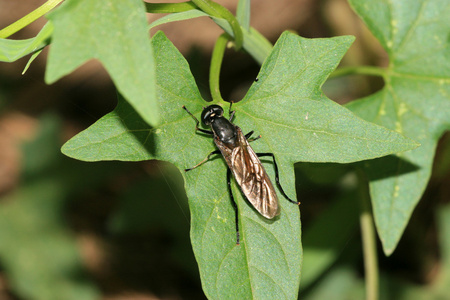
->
[236, 34, 418, 164]
[346, 0, 450, 255]
[0, 22, 52, 62]
[62, 31, 417, 299]
[45, 0, 159, 126]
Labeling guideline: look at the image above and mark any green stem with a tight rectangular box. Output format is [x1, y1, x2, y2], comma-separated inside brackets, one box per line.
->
[357, 169, 379, 300]
[146, 1, 243, 50]
[236, 0, 250, 31]
[191, 0, 243, 49]
[0, 0, 63, 39]
[329, 66, 386, 80]
[145, 2, 197, 13]
[210, 33, 230, 103]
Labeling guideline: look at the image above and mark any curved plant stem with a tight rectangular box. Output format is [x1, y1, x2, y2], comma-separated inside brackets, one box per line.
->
[329, 66, 386, 80]
[210, 33, 230, 103]
[236, 0, 250, 31]
[145, 2, 197, 13]
[191, 0, 243, 49]
[146, 1, 242, 50]
[0, 0, 63, 39]
[358, 169, 379, 300]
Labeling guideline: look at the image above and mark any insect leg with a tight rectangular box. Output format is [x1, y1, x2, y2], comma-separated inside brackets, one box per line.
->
[256, 153, 300, 205]
[185, 149, 220, 172]
[182, 105, 213, 135]
[245, 130, 254, 139]
[245, 130, 261, 142]
[229, 110, 236, 122]
[227, 168, 240, 245]
[228, 101, 237, 122]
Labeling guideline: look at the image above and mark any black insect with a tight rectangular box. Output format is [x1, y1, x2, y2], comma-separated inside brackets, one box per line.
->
[183, 104, 299, 244]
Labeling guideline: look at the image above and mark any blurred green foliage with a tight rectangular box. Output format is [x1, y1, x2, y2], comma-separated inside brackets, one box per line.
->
[0, 0, 448, 299]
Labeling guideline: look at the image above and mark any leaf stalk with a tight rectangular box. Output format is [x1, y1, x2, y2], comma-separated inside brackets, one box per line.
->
[146, 1, 243, 50]
[210, 33, 230, 103]
[145, 2, 198, 13]
[357, 169, 379, 300]
[0, 0, 63, 39]
[191, 0, 243, 49]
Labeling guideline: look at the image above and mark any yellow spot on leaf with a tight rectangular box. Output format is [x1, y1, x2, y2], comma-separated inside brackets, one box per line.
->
[379, 101, 386, 116]
[398, 102, 408, 117]
[393, 185, 400, 198]
[395, 121, 403, 133]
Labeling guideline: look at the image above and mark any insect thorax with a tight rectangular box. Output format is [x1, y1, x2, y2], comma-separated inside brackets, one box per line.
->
[211, 117, 238, 147]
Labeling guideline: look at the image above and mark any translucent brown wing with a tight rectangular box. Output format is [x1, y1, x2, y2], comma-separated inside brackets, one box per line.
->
[215, 127, 280, 219]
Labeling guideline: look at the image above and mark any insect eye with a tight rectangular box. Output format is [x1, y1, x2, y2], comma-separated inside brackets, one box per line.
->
[203, 117, 211, 125]
[211, 106, 223, 117]
[201, 105, 223, 125]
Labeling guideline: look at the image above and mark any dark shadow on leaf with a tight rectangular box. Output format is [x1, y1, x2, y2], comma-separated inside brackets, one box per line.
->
[359, 155, 420, 182]
[115, 96, 156, 156]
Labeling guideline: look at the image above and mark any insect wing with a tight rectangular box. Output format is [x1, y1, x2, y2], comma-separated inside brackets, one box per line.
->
[216, 127, 280, 219]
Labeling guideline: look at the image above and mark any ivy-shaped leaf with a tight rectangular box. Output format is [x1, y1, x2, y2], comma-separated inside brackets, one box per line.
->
[45, 0, 159, 126]
[62, 31, 417, 299]
[346, 0, 450, 255]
